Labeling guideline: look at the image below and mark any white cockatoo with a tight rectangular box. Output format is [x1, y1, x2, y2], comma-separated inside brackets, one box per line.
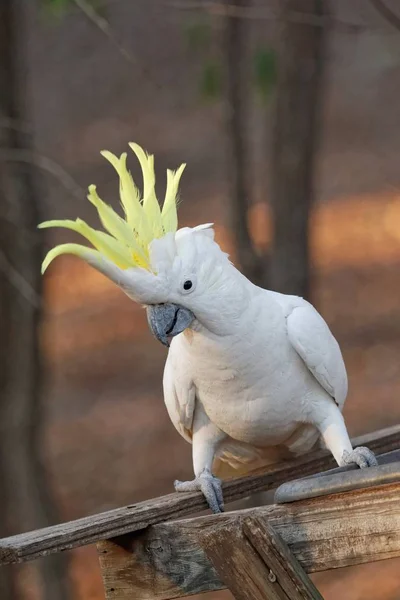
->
[40, 143, 377, 513]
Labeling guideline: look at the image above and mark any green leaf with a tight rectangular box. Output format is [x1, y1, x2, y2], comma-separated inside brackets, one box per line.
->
[253, 47, 277, 103]
[200, 61, 221, 102]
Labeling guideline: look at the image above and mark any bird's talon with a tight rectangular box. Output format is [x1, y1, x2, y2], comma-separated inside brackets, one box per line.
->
[342, 446, 378, 469]
[174, 469, 224, 513]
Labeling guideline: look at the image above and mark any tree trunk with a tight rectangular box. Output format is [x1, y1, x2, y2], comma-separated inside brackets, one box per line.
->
[224, 0, 264, 285]
[0, 1, 71, 599]
[269, 0, 328, 298]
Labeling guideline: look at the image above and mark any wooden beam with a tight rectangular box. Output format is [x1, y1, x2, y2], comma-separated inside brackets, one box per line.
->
[243, 518, 323, 599]
[98, 482, 400, 600]
[0, 425, 398, 565]
[199, 521, 294, 600]
[199, 518, 322, 600]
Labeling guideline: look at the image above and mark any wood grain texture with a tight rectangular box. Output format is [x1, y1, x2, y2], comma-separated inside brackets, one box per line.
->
[199, 522, 290, 600]
[98, 482, 400, 600]
[0, 425, 398, 565]
[243, 517, 323, 599]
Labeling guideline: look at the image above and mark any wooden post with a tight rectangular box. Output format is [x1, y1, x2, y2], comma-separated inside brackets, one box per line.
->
[97, 481, 400, 599]
[199, 521, 289, 600]
[243, 517, 323, 599]
[199, 517, 323, 600]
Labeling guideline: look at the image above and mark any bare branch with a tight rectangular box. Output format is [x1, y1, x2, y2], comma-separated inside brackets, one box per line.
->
[73, 0, 137, 64]
[73, 0, 166, 92]
[0, 149, 84, 200]
[0, 117, 31, 135]
[370, 0, 400, 32]
[168, 1, 365, 32]
[0, 250, 41, 308]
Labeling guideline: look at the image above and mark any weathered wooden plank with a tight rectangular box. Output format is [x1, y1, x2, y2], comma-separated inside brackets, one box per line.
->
[98, 482, 400, 600]
[199, 521, 290, 600]
[0, 424, 398, 565]
[243, 517, 323, 600]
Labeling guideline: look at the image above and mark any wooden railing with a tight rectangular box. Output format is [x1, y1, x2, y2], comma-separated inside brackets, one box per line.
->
[0, 425, 399, 600]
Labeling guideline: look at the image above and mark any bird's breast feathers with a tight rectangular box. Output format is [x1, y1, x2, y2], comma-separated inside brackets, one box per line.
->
[169, 315, 333, 446]
[165, 290, 347, 447]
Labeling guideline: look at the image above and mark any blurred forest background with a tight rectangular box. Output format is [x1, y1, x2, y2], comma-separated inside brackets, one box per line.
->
[1, 0, 400, 598]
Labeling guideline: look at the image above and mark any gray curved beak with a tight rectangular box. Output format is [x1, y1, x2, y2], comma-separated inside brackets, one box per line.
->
[146, 303, 195, 347]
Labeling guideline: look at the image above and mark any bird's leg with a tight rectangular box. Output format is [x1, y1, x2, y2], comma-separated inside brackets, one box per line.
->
[174, 405, 226, 513]
[311, 400, 378, 468]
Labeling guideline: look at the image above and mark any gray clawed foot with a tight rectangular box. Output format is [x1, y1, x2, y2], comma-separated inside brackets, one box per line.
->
[174, 468, 224, 513]
[342, 446, 378, 469]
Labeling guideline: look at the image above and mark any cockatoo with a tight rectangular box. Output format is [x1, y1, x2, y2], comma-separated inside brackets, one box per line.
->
[40, 143, 377, 513]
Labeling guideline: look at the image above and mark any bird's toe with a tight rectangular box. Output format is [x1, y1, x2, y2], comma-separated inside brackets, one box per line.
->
[174, 469, 224, 513]
[342, 446, 378, 469]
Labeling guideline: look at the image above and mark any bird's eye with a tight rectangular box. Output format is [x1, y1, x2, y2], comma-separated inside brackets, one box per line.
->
[183, 280, 193, 291]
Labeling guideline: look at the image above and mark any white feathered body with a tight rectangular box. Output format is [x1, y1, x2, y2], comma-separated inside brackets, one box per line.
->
[163, 258, 348, 470]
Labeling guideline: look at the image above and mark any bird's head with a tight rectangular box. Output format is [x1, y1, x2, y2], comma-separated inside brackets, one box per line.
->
[40, 143, 232, 346]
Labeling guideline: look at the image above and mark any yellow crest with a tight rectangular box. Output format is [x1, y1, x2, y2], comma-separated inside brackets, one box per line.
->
[39, 143, 186, 273]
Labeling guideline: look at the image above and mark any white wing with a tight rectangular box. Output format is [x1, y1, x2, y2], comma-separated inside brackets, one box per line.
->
[163, 347, 195, 443]
[286, 303, 348, 410]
